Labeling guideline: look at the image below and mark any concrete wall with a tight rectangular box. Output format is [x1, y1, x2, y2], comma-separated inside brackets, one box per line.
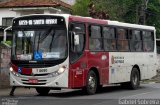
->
[157, 54, 160, 69]
[0, 45, 11, 88]
[0, 8, 17, 26]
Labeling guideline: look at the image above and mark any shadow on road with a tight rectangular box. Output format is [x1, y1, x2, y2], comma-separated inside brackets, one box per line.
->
[38, 85, 146, 98]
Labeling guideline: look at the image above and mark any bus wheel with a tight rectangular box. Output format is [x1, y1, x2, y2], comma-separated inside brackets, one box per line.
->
[36, 87, 50, 96]
[129, 68, 140, 89]
[84, 70, 97, 95]
[97, 85, 103, 93]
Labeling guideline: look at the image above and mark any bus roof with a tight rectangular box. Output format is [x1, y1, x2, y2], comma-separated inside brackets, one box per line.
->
[69, 15, 155, 31]
[108, 20, 155, 31]
[14, 14, 155, 31]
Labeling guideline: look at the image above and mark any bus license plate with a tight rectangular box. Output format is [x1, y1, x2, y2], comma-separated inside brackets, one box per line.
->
[29, 78, 38, 84]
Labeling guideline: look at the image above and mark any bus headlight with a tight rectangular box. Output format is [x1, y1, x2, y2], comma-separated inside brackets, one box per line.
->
[48, 66, 66, 77]
[58, 67, 65, 74]
[10, 67, 13, 72]
[10, 67, 19, 77]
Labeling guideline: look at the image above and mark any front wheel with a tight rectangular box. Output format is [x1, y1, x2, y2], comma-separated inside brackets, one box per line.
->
[36, 87, 50, 95]
[83, 70, 97, 95]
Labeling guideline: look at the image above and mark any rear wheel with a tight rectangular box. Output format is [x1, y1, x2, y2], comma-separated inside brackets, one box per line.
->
[129, 68, 140, 89]
[36, 87, 50, 95]
[83, 70, 97, 95]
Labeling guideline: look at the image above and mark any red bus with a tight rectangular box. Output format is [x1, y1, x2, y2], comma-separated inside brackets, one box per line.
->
[9, 14, 157, 95]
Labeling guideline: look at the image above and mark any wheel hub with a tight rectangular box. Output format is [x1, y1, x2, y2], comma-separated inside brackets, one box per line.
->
[133, 74, 138, 85]
[88, 76, 96, 89]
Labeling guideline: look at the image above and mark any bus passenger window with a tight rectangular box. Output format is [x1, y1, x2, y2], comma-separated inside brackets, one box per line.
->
[103, 27, 116, 51]
[89, 25, 102, 51]
[117, 29, 129, 51]
[130, 30, 143, 52]
[142, 31, 154, 52]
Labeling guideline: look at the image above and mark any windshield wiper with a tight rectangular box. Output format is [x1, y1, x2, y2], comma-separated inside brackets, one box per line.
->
[49, 30, 56, 52]
[37, 32, 41, 51]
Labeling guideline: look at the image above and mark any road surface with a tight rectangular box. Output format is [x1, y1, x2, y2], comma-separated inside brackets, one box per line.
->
[0, 83, 160, 105]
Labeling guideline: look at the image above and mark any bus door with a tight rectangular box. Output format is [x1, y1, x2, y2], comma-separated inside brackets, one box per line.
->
[69, 22, 87, 88]
[143, 31, 156, 78]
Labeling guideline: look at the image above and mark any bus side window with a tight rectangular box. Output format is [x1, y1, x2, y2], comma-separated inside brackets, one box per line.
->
[89, 25, 102, 51]
[130, 30, 143, 52]
[117, 28, 129, 51]
[69, 23, 85, 63]
[142, 31, 154, 52]
[103, 27, 116, 51]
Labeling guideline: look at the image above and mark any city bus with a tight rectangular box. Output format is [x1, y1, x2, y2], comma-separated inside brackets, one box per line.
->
[9, 14, 157, 95]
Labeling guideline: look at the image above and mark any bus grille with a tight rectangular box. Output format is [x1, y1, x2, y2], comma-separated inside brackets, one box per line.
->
[21, 79, 47, 85]
[22, 83, 46, 85]
[20, 73, 49, 76]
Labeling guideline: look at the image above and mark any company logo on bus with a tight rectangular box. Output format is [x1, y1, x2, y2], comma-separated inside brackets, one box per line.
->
[111, 56, 124, 64]
[111, 56, 115, 64]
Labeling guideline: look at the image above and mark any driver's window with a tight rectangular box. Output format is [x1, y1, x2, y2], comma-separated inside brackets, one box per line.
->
[69, 23, 85, 63]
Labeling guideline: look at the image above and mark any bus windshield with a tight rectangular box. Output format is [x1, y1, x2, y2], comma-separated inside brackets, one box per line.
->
[12, 28, 67, 60]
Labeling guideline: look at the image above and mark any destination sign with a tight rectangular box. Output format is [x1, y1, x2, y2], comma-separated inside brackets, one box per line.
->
[19, 19, 58, 26]
[13, 16, 65, 26]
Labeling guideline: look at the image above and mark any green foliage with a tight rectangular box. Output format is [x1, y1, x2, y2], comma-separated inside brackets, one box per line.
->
[72, 0, 160, 38]
[5, 41, 12, 46]
[72, 0, 90, 16]
[1, 40, 12, 46]
[146, 0, 160, 38]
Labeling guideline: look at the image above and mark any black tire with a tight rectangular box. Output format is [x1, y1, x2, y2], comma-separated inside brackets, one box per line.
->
[97, 85, 103, 93]
[83, 70, 97, 95]
[129, 68, 140, 89]
[36, 87, 50, 96]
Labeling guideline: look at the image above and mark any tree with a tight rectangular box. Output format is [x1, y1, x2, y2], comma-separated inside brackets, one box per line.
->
[88, 2, 109, 19]
[72, 0, 90, 16]
[72, 0, 160, 38]
[146, 0, 160, 38]
[72, 0, 109, 19]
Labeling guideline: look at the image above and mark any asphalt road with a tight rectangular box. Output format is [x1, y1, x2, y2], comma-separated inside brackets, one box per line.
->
[0, 83, 160, 105]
